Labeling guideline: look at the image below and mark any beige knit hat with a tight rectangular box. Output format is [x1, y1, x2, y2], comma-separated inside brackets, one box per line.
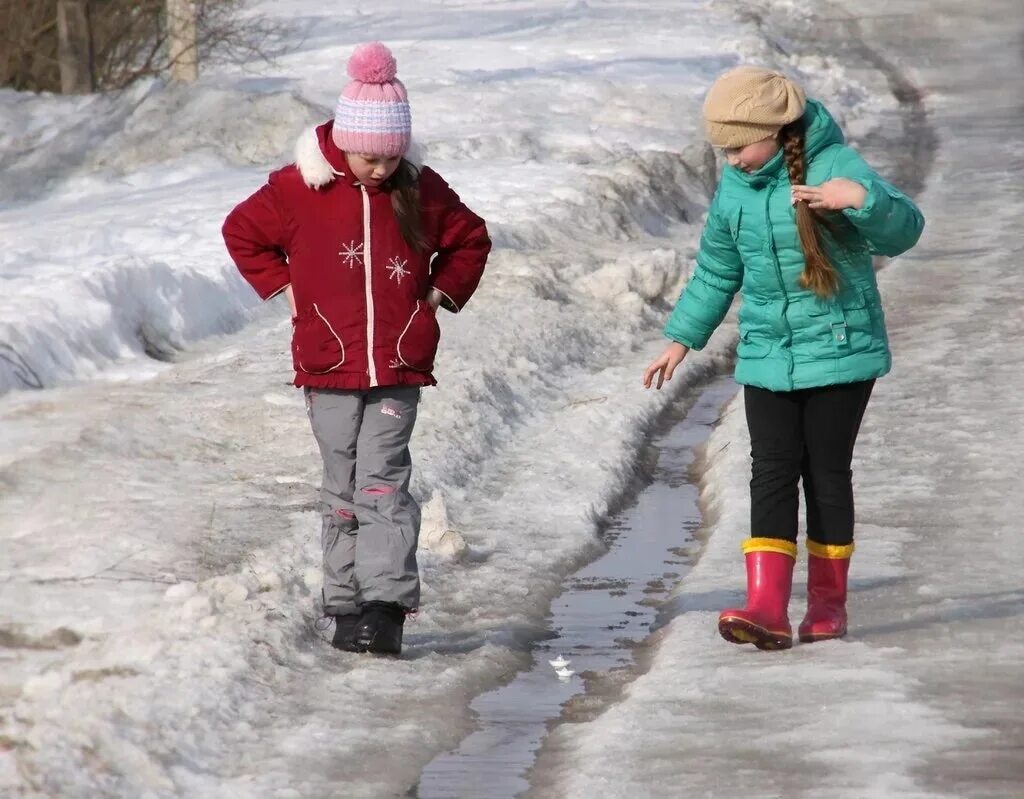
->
[702, 66, 807, 149]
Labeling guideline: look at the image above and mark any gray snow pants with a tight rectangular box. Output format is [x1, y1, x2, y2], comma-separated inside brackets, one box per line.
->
[305, 386, 421, 615]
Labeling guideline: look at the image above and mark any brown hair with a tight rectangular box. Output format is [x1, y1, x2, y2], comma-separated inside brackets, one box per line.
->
[780, 120, 840, 297]
[386, 159, 428, 252]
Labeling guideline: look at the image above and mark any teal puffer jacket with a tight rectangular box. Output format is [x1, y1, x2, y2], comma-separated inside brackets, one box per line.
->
[664, 100, 924, 391]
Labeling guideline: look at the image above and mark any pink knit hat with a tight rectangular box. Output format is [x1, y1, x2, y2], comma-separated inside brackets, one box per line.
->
[332, 42, 412, 158]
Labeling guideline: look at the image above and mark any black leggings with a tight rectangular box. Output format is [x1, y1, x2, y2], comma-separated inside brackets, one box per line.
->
[744, 380, 874, 546]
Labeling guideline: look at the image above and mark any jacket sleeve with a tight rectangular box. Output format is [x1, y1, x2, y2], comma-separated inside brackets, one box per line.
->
[425, 171, 491, 313]
[222, 171, 292, 301]
[663, 196, 744, 350]
[832, 146, 925, 257]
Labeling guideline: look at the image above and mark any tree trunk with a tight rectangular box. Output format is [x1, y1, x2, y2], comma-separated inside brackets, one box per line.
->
[56, 0, 94, 94]
[167, 0, 198, 83]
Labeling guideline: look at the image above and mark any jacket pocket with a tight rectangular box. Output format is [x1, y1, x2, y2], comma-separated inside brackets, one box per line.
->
[803, 287, 867, 317]
[396, 301, 440, 372]
[737, 330, 772, 360]
[802, 289, 873, 352]
[292, 303, 346, 374]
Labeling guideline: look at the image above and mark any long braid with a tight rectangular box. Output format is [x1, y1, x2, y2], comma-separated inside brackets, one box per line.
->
[780, 121, 839, 297]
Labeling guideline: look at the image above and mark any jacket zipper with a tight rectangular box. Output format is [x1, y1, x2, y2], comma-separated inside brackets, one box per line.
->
[763, 183, 795, 386]
[360, 185, 378, 387]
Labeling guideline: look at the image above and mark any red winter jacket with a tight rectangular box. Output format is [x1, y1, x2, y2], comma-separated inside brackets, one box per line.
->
[222, 121, 490, 390]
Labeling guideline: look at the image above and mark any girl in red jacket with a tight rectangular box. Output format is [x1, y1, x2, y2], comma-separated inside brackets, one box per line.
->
[223, 43, 490, 656]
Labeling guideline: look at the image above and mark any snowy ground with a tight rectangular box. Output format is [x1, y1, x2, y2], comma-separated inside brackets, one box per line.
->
[528, 2, 1024, 798]
[2, 0, 1018, 796]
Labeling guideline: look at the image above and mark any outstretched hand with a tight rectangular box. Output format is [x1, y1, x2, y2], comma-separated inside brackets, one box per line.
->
[790, 178, 867, 211]
[643, 342, 690, 390]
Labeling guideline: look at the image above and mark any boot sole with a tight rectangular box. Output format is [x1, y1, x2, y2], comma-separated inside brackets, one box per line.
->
[719, 615, 792, 651]
[798, 630, 847, 644]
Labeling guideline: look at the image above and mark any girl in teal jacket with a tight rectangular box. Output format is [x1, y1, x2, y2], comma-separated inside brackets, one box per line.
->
[643, 66, 924, 650]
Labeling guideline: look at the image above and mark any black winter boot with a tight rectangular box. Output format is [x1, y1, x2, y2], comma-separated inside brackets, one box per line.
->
[330, 614, 362, 652]
[352, 601, 405, 655]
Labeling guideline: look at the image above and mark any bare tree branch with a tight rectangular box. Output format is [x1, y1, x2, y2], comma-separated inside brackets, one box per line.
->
[1, 0, 293, 93]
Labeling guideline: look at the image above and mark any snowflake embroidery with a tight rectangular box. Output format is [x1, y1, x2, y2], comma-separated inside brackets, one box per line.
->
[386, 256, 410, 284]
[339, 240, 364, 268]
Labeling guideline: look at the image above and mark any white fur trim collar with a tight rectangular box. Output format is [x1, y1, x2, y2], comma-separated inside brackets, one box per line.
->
[294, 126, 338, 189]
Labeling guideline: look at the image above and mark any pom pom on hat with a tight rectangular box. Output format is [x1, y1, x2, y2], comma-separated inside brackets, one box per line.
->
[347, 42, 398, 84]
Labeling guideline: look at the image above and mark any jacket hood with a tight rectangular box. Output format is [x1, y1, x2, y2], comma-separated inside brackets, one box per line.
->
[725, 99, 845, 189]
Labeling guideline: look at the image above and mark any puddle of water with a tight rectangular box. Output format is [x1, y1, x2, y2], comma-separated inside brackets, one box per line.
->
[413, 375, 737, 799]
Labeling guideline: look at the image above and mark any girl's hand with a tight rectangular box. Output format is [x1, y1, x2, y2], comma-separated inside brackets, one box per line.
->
[643, 342, 690, 390]
[427, 288, 444, 311]
[790, 178, 867, 211]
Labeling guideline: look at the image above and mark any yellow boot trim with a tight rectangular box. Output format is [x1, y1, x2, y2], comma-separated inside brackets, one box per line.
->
[742, 537, 798, 558]
[806, 540, 855, 559]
